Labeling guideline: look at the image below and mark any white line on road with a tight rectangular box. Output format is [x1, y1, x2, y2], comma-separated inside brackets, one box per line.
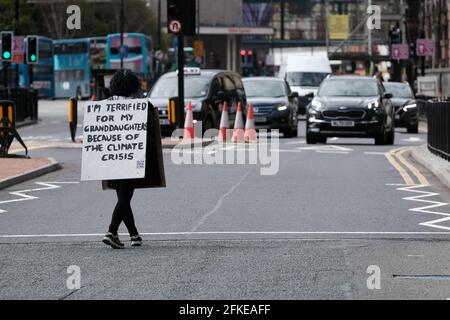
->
[2, 231, 450, 239]
[190, 172, 251, 233]
[364, 152, 387, 155]
[0, 182, 80, 214]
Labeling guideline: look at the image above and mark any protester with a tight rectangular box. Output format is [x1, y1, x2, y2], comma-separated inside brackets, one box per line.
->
[102, 69, 144, 249]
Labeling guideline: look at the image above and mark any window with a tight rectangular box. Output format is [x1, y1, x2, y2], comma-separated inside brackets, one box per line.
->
[54, 42, 88, 55]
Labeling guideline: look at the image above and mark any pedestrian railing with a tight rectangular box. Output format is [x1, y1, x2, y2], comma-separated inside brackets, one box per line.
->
[0, 87, 38, 123]
[427, 101, 450, 162]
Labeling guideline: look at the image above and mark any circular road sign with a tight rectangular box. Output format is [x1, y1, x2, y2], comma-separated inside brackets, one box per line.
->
[169, 20, 182, 33]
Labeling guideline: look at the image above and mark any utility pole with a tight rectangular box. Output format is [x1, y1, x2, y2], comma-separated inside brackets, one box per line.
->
[15, 0, 20, 87]
[157, 0, 161, 49]
[280, 0, 285, 40]
[325, 0, 329, 57]
[368, 0, 373, 75]
[120, 0, 124, 69]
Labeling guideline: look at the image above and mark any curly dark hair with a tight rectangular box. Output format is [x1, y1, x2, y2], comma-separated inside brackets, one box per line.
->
[109, 69, 141, 97]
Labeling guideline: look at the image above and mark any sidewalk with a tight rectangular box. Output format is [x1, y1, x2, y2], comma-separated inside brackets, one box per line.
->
[411, 144, 450, 189]
[0, 157, 61, 190]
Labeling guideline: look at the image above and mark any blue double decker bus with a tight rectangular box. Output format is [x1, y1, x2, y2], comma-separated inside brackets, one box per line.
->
[53, 37, 107, 99]
[106, 33, 153, 89]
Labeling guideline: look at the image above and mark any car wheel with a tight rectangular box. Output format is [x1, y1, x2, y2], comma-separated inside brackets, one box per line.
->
[386, 128, 395, 145]
[318, 136, 327, 144]
[203, 116, 214, 134]
[306, 132, 318, 144]
[407, 124, 419, 134]
[375, 129, 387, 145]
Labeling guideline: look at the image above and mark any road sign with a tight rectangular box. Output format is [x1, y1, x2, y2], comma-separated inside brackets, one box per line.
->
[12, 36, 25, 64]
[169, 20, 182, 33]
[416, 39, 434, 57]
[328, 15, 350, 40]
[391, 44, 409, 60]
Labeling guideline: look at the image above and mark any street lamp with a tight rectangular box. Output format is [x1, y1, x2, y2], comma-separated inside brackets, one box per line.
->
[120, 0, 124, 69]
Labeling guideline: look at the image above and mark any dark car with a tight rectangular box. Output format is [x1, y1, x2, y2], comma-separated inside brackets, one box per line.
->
[149, 69, 246, 135]
[306, 76, 395, 145]
[243, 77, 299, 137]
[383, 82, 418, 133]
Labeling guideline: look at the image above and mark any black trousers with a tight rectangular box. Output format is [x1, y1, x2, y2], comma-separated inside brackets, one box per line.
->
[108, 182, 139, 237]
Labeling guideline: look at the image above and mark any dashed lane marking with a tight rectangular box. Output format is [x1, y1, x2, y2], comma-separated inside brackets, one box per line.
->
[0, 182, 80, 214]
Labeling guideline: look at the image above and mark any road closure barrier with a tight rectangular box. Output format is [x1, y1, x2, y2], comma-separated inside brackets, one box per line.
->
[232, 101, 245, 143]
[184, 101, 194, 140]
[0, 100, 29, 158]
[218, 101, 229, 143]
[244, 103, 257, 143]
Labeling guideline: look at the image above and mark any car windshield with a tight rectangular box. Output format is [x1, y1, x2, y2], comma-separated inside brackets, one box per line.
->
[150, 76, 210, 99]
[384, 83, 414, 99]
[243, 80, 286, 98]
[318, 79, 379, 97]
[286, 72, 328, 87]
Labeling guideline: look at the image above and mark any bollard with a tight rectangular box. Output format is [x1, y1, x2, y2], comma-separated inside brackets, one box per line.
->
[69, 97, 78, 143]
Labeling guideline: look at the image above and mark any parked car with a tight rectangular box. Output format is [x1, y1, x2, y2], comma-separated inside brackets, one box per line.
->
[306, 76, 395, 145]
[280, 56, 331, 115]
[243, 77, 299, 137]
[383, 82, 419, 133]
[149, 68, 246, 135]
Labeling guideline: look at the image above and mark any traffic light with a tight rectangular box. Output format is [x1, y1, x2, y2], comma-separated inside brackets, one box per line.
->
[240, 50, 246, 65]
[167, 0, 196, 36]
[1, 32, 13, 62]
[26, 36, 39, 64]
[389, 29, 402, 45]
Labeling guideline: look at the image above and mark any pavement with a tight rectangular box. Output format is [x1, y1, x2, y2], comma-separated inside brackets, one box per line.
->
[0, 157, 60, 191]
[1, 100, 450, 300]
[411, 145, 450, 191]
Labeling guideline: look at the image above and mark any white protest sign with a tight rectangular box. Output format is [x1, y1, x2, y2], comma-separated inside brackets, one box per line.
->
[81, 99, 149, 181]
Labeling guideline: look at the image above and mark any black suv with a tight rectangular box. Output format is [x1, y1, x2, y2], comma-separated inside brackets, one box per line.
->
[149, 69, 246, 135]
[306, 76, 395, 145]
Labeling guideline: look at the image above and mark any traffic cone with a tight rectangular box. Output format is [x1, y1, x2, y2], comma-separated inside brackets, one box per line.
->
[218, 101, 229, 142]
[231, 102, 245, 143]
[244, 103, 257, 143]
[184, 101, 194, 140]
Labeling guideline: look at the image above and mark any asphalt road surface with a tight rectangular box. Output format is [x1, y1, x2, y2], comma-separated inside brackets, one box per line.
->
[1, 101, 450, 299]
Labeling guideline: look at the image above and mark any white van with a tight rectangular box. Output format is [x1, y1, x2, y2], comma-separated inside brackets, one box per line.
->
[280, 56, 332, 114]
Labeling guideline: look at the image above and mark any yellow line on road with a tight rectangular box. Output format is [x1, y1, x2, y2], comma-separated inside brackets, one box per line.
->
[385, 147, 415, 185]
[396, 147, 430, 186]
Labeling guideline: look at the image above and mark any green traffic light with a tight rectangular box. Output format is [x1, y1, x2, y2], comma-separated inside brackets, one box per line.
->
[31, 54, 37, 62]
[3, 51, 11, 59]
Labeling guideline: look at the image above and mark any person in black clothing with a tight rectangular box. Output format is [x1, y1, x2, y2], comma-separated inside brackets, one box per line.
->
[102, 69, 143, 249]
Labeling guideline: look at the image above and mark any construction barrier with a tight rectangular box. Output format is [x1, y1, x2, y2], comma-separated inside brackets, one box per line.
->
[0, 100, 28, 158]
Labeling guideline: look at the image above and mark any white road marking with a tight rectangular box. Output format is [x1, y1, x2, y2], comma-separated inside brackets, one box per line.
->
[284, 140, 306, 145]
[393, 184, 450, 231]
[402, 137, 424, 142]
[364, 152, 386, 155]
[190, 172, 251, 232]
[299, 145, 353, 154]
[2, 231, 450, 239]
[0, 182, 80, 214]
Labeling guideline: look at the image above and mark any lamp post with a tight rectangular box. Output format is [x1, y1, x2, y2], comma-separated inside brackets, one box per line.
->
[120, 0, 124, 69]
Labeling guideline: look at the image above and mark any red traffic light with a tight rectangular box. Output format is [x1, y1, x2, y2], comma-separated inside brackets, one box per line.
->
[247, 50, 253, 56]
[240, 50, 246, 56]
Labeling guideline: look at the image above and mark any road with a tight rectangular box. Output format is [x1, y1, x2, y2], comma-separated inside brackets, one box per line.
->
[1, 100, 450, 299]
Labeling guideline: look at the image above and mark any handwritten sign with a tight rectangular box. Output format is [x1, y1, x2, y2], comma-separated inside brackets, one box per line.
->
[81, 99, 149, 181]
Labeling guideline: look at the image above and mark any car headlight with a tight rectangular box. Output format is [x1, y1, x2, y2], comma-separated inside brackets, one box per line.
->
[277, 105, 288, 111]
[311, 99, 322, 109]
[403, 103, 417, 112]
[368, 101, 380, 110]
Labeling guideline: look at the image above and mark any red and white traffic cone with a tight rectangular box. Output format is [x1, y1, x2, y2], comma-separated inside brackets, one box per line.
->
[231, 101, 245, 143]
[244, 103, 257, 143]
[218, 101, 229, 143]
[184, 101, 194, 140]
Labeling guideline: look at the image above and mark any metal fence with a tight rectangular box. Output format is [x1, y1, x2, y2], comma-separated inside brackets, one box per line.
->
[427, 101, 450, 161]
[0, 88, 38, 123]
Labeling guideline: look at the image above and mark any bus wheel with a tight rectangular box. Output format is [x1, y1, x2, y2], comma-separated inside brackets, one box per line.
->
[76, 87, 82, 101]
